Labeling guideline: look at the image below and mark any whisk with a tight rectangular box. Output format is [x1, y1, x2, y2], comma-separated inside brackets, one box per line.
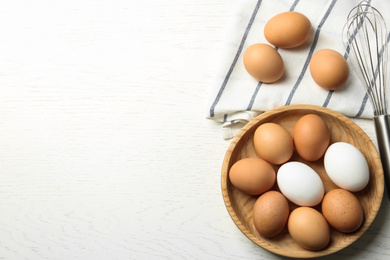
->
[343, 1, 390, 198]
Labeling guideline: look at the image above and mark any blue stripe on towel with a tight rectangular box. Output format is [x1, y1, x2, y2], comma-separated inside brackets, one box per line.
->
[323, 0, 372, 109]
[209, 0, 262, 118]
[246, 0, 301, 111]
[285, 0, 338, 106]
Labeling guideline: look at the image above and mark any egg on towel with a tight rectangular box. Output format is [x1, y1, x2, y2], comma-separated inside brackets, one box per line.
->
[310, 49, 349, 90]
[243, 43, 284, 83]
[264, 11, 312, 48]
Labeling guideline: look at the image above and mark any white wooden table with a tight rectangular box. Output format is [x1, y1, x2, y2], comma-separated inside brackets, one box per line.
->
[0, 0, 389, 259]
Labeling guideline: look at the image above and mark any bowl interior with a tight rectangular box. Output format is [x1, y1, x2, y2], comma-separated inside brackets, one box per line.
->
[221, 104, 384, 258]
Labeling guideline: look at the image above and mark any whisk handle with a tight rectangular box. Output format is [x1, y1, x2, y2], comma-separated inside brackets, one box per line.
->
[374, 115, 390, 199]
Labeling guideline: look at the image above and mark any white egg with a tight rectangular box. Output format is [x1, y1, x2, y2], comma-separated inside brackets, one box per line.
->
[277, 162, 324, 206]
[324, 142, 369, 191]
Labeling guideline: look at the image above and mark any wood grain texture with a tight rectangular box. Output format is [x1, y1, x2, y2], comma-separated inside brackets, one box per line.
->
[0, 0, 389, 259]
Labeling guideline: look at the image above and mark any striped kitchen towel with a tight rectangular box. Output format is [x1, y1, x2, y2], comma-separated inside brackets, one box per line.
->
[207, 0, 390, 139]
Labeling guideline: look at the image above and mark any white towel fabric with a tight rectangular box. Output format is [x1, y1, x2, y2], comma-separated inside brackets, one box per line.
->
[207, 0, 390, 139]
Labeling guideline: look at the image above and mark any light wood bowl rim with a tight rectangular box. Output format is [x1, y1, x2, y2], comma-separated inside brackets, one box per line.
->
[221, 104, 384, 258]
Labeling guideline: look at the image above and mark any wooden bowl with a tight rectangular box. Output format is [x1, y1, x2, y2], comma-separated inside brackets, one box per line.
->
[221, 104, 384, 258]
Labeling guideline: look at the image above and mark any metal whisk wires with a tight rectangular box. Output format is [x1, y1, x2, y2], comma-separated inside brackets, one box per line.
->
[343, 1, 388, 116]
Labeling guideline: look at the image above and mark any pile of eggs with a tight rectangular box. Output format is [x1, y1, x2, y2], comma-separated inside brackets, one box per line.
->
[229, 114, 370, 251]
[243, 11, 349, 90]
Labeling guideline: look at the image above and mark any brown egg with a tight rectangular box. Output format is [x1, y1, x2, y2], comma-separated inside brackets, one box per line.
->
[264, 11, 312, 48]
[288, 207, 330, 251]
[243, 43, 284, 83]
[321, 189, 364, 233]
[229, 158, 275, 195]
[253, 191, 290, 237]
[293, 114, 330, 161]
[253, 123, 293, 165]
[310, 49, 349, 90]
